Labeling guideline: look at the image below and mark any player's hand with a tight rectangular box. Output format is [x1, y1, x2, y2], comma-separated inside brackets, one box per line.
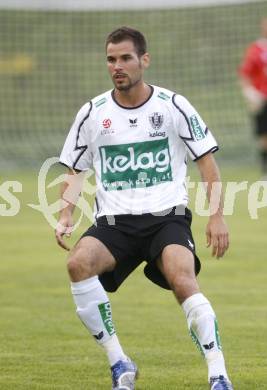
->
[55, 215, 74, 251]
[206, 214, 229, 259]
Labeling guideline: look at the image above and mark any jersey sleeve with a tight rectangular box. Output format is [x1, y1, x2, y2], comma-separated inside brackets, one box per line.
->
[172, 94, 218, 161]
[59, 102, 93, 171]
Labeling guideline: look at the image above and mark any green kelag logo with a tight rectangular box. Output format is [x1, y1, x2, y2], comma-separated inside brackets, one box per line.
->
[98, 302, 115, 336]
[99, 138, 172, 191]
[190, 115, 205, 141]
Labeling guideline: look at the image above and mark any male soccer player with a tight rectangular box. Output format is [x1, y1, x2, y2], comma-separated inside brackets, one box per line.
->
[56, 26, 233, 390]
[239, 17, 267, 176]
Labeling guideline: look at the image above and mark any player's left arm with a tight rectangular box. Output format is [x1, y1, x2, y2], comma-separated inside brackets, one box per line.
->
[196, 152, 229, 259]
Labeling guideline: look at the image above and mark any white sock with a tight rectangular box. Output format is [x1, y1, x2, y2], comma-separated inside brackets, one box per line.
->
[182, 293, 229, 381]
[71, 276, 127, 366]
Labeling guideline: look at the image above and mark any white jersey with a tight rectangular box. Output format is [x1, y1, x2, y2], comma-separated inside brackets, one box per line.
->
[60, 85, 218, 217]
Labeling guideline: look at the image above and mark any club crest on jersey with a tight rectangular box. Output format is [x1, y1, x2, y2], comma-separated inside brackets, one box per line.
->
[149, 112, 164, 130]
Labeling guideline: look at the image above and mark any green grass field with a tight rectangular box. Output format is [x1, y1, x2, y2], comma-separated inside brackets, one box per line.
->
[1, 165, 267, 389]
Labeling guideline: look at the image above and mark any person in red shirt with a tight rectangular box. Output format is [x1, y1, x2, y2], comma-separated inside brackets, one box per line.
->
[239, 17, 267, 175]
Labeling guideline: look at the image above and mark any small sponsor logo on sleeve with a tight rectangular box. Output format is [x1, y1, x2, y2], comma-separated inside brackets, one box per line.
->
[190, 115, 205, 141]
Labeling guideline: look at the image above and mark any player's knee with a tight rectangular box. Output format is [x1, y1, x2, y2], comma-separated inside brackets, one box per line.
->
[169, 272, 187, 289]
[67, 253, 81, 279]
[67, 249, 96, 280]
[170, 273, 198, 302]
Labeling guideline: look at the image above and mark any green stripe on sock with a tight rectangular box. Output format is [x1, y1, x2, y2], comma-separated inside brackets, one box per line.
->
[190, 327, 205, 357]
[214, 319, 222, 350]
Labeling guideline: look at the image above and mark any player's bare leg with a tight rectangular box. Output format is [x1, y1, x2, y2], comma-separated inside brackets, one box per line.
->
[67, 236, 138, 389]
[157, 244, 200, 303]
[157, 244, 233, 389]
[67, 236, 116, 281]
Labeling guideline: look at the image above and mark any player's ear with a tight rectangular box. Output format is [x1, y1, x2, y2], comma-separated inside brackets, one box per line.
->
[141, 52, 150, 69]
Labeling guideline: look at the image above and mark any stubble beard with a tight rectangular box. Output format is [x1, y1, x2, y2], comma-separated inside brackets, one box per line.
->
[113, 75, 142, 92]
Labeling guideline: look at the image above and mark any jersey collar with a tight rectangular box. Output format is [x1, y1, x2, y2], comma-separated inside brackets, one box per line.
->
[111, 85, 154, 110]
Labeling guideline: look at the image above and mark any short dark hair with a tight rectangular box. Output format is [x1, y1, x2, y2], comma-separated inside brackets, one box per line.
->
[105, 26, 147, 57]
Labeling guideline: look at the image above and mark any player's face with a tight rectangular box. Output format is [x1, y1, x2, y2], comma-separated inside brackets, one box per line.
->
[106, 40, 149, 91]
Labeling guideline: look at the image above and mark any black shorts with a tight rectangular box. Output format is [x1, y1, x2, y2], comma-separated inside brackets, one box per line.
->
[81, 206, 201, 292]
[254, 102, 267, 136]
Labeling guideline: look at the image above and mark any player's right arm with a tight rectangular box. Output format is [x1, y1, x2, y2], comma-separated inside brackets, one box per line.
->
[55, 168, 83, 251]
[56, 101, 93, 250]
